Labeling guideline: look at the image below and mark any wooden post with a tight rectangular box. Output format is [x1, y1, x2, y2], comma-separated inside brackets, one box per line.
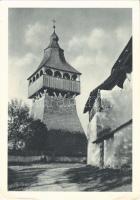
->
[100, 141, 104, 168]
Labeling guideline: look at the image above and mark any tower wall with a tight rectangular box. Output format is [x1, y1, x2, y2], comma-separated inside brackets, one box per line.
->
[32, 93, 84, 133]
[31, 93, 87, 157]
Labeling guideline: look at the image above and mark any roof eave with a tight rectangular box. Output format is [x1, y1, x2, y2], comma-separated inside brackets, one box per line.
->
[27, 65, 81, 80]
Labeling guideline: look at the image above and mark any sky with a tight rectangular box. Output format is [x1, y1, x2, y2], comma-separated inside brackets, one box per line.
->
[8, 8, 132, 132]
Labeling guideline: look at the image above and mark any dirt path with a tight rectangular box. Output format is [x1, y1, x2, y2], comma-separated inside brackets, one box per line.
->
[8, 163, 132, 191]
[27, 165, 81, 191]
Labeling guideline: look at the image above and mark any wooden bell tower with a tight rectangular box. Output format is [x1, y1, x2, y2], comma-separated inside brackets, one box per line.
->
[27, 22, 87, 157]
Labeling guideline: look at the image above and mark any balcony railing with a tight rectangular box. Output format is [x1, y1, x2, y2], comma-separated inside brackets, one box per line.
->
[28, 75, 80, 98]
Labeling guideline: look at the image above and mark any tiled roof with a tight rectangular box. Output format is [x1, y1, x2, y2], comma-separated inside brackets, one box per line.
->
[38, 46, 81, 74]
[28, 31, 81, 79]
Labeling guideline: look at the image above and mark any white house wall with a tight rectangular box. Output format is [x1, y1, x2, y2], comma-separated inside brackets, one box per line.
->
[87, 77, 132, 168]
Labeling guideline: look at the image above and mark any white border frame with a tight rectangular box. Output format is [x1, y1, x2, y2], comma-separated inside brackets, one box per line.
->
[0, 1, 140, 200]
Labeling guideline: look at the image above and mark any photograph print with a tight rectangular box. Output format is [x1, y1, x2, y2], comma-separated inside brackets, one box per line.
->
[8, 8, 132, 191]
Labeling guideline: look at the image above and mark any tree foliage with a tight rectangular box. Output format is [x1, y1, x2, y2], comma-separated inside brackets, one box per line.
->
[8, 99, 31, 149]
[8, 99, 48, 153]
[26, 119, 48, 152]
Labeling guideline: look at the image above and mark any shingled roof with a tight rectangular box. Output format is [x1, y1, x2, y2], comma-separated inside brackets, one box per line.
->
[28, 30, 81, 80]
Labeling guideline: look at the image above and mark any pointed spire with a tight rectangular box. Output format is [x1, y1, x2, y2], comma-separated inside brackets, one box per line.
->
[47, 19, 59, 48]
[52, 19, 56, 33]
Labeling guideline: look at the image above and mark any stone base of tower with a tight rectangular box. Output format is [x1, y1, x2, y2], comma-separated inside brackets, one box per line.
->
[31, 93, 87, 157]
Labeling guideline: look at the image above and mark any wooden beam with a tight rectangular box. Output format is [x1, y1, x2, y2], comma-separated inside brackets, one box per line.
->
[92, 119, 132, 144]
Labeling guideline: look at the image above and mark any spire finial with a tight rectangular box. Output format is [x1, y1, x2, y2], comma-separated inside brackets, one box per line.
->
[52, 19, 56, 32]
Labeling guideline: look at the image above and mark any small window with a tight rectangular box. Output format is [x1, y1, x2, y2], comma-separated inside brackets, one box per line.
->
[63, 73, 70, 80]
[36, 73, 39, 79]
[54, 71, 62, 78]
[46, 69, 53, 76]
[40, 70, 43, 76]
[71, 74, 77, 81]
[33, 76, 35, 82]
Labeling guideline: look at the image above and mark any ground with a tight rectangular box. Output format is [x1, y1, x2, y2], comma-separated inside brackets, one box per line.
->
[8, 163, 132, 191]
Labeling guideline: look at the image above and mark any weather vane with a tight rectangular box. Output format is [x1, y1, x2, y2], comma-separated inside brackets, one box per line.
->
[52, 19, 56, 31]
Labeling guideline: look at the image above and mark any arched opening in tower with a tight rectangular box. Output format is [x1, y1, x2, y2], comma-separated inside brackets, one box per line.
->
[54, 71, 62, 78]
[71, 74, 77, 81]
[33, 76, 35, 82]
[46, 68, 53, 76]
[40, 70, 43, 76]
[63, 73, 70, 80]
[36, 73, 39, 80]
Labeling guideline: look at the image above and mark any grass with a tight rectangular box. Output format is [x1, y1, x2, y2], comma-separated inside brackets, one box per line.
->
[8, 167, 47, 190]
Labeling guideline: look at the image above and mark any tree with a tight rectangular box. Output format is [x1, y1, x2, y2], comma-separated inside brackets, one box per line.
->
[8, 99, 48, 154]
[8, 99, 32, 150]
[25, 119, 48, 153]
